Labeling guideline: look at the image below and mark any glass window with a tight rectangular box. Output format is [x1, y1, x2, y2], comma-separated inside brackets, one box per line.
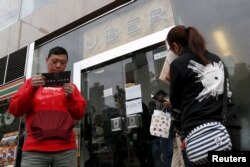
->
[80, 44, 168, 166]
[170, 0, 250, 150]
[33, 30, 83, 77]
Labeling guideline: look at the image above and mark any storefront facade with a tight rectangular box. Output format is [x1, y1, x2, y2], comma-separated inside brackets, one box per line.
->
[0, 0, 250, 166]
[33, 0, 174, 166]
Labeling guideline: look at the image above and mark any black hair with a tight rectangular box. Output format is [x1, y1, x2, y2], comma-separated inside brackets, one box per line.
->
[48, 46, 68, 59]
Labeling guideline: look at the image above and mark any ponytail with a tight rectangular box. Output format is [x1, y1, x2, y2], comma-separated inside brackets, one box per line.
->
[186, 27, 209, 65]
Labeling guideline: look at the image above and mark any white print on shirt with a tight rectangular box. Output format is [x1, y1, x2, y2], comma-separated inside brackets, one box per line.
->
[37, 87, 64, 101]
[41, 87, 63, 94]
[188, 60, 229, 102]
[36, 87, 65, 107]
[43, 87, 63, 91]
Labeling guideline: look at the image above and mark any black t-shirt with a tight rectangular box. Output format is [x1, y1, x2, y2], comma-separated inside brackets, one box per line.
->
[170, 48, 231, 135]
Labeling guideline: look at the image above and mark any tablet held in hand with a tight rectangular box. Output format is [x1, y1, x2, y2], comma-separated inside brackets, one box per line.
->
[42, 71, 71, 86]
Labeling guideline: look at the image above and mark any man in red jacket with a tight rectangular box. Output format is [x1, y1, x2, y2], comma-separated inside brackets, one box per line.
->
[9, 46, 86, 167]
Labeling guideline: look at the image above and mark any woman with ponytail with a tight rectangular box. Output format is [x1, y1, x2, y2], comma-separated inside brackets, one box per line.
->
[166, 26, 240, 166]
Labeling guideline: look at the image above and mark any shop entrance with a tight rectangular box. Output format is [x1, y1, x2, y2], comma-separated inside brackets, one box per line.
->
[80, 44, 170, 167]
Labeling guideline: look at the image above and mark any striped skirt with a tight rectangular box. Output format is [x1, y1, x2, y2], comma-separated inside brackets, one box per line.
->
[185, 121, 232, 165]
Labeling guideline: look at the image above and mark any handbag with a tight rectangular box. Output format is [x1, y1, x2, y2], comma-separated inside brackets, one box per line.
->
[150, 108, 171, 138]
[185, 64, 232, 165]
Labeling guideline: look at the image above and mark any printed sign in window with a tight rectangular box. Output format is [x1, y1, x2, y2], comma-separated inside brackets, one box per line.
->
[125, 98, 143, 115]
[125, 84, 142, 100]
[103, 88, 113, 97]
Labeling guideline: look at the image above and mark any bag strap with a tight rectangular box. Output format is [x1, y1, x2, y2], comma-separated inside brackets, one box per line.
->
[222, 64, 228, 124]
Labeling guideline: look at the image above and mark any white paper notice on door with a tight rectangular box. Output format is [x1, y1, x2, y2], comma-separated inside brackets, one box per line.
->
[103, 88, 113, 97]
[125, 84, 142, 100]
[125, 98, 143, 115]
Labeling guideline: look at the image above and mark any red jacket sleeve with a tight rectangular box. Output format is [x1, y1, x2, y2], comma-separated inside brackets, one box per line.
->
[66, 84, 86, 120]
[8, 79, 36, 117]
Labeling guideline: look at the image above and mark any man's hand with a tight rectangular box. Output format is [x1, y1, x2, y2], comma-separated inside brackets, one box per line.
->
[32, 74, 45, 88]
[63, 83, 74, 96]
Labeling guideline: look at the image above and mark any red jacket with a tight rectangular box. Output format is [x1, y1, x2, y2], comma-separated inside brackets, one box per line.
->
[8, 79, 86, 152]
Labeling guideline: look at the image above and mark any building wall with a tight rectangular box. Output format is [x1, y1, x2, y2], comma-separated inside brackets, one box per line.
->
[0, 0, 115, 58]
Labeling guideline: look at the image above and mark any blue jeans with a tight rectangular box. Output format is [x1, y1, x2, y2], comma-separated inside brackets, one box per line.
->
[151, 137, 173, 167]
[151, 138, 161, 167]
[160, 136, 173, 167]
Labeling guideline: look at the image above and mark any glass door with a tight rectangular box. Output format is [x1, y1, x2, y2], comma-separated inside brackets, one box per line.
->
[81, 60, 131, 167]
[80, 44, 169, 167]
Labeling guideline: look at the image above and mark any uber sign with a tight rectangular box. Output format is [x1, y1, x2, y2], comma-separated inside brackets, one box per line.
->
[84, 7, 170, 54]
